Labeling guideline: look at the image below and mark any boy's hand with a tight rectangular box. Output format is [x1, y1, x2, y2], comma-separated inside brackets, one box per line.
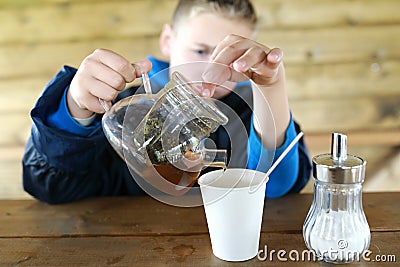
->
[202, 34, 284, 96]
[202, 34, 290, 148]
[68, 48, 152, 119]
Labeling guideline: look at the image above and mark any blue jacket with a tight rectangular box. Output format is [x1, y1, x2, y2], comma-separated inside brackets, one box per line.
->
[22, 58, 311, 204]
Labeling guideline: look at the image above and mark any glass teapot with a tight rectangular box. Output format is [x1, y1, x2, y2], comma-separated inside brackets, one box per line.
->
[101, 69, 228, 197]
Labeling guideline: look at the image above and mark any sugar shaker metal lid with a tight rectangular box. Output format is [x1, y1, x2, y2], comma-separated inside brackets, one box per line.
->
[312, 133, 366, 184]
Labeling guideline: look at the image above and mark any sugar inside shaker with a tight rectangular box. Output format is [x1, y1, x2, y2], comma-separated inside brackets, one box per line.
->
[303, 133, 370, 263]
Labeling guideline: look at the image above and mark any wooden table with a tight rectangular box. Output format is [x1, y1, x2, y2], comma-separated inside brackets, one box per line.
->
[0, 193, 398, 266]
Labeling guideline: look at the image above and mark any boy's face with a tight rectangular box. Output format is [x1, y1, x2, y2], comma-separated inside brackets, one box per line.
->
[160, 12, 254, 98]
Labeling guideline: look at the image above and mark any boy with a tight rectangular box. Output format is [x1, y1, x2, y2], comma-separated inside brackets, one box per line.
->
[23, 0, 311, 204]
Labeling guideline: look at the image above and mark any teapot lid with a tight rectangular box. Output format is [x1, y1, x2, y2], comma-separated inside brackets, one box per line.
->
[167, 71, 229, 127]
[312, 133, 366, 184]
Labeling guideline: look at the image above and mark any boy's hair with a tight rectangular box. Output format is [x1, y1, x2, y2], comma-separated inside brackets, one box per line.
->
[172, 0, 258, 30]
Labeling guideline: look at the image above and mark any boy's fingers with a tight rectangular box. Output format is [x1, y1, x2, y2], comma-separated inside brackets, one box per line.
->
[202, 63, 248, 92]
[92, 48, 136, 82]
[83, 59, 126, 92]
[202, 63, 231, 88]
[211, 38, 255, 67]
[210, 34, 243, 61]
[232, 46, 267, 73]
[239, 48, 282, 85]
[131, 59, 153, 77]
[203, 38, 255, 85]
[87, 97, 110, 114]
[265, 48, 283, 70]
[233, 48, 282, 76]
[206, 35, 282, 85]
[87, 78, 119, 102]
[203, 46, 273, 85]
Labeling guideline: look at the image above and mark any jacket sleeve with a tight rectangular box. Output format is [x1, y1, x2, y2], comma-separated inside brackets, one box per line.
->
[22, 66, 128, 204]
[247, 115, 312, 197]
[288, 120, 312, 193]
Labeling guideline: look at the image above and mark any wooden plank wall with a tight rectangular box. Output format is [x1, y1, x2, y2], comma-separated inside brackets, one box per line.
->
[0, 0, 399, 199]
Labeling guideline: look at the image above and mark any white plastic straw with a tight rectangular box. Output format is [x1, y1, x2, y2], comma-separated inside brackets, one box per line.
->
[249, 131, 304, 193]
[141, 71, 152, 95]
[135, 64, 152, 95]
[264, 131, 304, 182]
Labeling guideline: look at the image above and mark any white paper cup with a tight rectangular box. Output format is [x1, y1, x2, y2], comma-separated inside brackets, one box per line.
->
[198, 168, 268, 262]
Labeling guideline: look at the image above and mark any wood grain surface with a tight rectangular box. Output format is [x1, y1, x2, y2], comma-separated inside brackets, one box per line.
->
[0, 193, 398, 266]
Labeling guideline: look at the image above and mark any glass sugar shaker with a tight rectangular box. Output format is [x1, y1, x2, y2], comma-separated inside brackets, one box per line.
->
[303, 133, 370, 263]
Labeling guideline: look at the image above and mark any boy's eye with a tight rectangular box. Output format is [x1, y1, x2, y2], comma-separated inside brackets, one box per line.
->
[195, 49, 206, 55]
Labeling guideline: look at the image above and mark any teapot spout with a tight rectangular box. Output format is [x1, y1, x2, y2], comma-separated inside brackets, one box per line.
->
[201, 148, 227, 169]
[176, 147, 227, 172]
